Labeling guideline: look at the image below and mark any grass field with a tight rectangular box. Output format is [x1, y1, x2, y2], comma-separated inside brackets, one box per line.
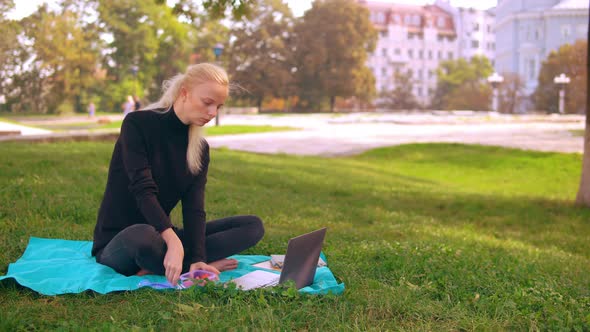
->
[0, 142, 588, 330]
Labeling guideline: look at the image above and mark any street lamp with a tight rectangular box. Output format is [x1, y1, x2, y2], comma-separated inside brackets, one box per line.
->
[212, 43, 224, 126]
[553, 73, 571, 114]
[487, 72, 504, 113]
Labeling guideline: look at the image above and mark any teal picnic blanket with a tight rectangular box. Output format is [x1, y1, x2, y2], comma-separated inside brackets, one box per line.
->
[0, 237, 345, 296]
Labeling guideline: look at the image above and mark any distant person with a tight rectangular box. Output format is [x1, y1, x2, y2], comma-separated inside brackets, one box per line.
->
[91, 63, 264, 286]
[122, 95, 134, 116]
[88, 102, 96, 118]
[133, 95, 141, 111]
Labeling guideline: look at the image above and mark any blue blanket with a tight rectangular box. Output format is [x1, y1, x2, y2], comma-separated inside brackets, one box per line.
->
[0, 237, 344, 296]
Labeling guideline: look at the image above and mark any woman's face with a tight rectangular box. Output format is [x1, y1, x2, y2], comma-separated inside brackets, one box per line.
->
[180, 82, 228, 126]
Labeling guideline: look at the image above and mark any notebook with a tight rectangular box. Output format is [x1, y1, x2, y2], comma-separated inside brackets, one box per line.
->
[230, 228, 327, 290]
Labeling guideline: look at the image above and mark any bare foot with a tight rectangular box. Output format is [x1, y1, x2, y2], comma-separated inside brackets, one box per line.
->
[135, 268, 152, 276]
[209, 258, 238, 272]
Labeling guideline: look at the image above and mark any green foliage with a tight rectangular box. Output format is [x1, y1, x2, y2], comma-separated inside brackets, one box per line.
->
[2, 3, 100, 114]
[294, 0, 377, 111]
[202, 0, 256, 20]
[378, 70, 421, 110]
[431, 55, 494, 110]
[532, 40, 587, 114]
[0, 142, 589, 330]
[97, 0, 194, 103]
[228, 0, 295, 109]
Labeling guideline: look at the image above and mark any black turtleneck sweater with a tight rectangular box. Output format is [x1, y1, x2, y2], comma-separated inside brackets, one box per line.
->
[92, 108, 209, 264]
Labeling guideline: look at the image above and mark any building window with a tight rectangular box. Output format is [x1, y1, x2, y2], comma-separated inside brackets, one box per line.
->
[534, 28, 540, 40]
[381, 67, 387, 76]
[380, 30, 388, 38]
[578, 25, 587, 35]
[376, 12, 385, 24]
[448, 51, 453, 59]
[408, 49, 413, 58]
[394, 48, 401, 55]
[394, 14, 401, 24]
[428, 70, 433, 79]
[418, 69, 422, 79]
[417, 87, 422, 96]
[412, 15, 421, 25]
[404, 15, 411, 25]
[487, 25, 491, 33]
[561, 25, 571, 38]
[472, 40, 479, 48]
[437, 17, 445, 28]
[419, 50, 423, 59]
[428, 50, 432, 59]
[474, 23, 480, 31]
[382, 48, 387, 56]
[438, 50, 442, 59]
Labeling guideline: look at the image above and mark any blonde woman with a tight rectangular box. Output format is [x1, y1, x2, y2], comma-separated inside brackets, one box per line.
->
[92, 63, 264, 285]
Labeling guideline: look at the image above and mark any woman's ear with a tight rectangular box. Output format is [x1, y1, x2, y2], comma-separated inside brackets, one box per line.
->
[179, 86, 188, 100]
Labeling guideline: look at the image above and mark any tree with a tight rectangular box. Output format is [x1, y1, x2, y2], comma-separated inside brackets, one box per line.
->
[1, 2, 100, 113]
[575, 14, 590, 206]
[431, 55, 494, 111]
[227, 0, 295, 110]
[293, 0, 377, 112]
[27, 5, 99, 113]
[498, 72, 526, 114]
[533, 40, 587, 114]
[97, 0, 196, 110]
[378, 70, 420, 110]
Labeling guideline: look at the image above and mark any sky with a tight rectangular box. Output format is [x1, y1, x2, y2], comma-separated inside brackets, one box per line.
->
[8, 0, 498, 20]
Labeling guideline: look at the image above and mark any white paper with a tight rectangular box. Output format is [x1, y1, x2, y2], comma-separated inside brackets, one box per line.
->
[229, 270, 280, 290]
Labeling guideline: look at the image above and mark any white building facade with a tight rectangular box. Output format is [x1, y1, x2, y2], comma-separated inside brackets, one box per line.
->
[361, 1, 496, 106]
[494, 0, 589, 94]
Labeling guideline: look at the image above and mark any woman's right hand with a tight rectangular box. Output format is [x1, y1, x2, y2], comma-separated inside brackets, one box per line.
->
[161, 228, 184, 285]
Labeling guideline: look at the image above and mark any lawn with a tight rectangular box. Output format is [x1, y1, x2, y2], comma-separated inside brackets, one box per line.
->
[0, 142, 588, 330]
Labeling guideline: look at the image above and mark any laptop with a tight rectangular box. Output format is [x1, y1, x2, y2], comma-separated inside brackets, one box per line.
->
[231, 228, 327, 290]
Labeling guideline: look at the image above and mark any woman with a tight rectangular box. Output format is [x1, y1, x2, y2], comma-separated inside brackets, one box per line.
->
[92, 63, 264, 286]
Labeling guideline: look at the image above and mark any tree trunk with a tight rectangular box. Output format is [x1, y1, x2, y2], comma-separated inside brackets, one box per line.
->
[575, 14, 590, 206]
[330, 96, 335, 112]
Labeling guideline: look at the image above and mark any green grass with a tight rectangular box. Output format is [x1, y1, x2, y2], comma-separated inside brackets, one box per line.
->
[570, 129, 585, 137]
[0, 142, 589, 330]
[204, 125, 296, 136]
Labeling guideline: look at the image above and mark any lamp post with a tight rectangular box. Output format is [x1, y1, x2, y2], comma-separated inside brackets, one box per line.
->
[553, 73, 571, 114]
[487, 72, 504, 113]
[212, 43, 224, 126]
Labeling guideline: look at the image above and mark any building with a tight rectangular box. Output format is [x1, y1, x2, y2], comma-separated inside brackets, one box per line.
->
[494, 0, 589, 94]
[435, 0, 496, 62]
[360, 1, 496, 106]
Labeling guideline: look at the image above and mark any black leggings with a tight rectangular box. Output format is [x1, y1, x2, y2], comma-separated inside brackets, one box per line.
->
[95, 215, 264, 276]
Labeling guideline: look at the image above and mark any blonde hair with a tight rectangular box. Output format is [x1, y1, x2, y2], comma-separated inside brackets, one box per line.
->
[145, 63, 229, 175]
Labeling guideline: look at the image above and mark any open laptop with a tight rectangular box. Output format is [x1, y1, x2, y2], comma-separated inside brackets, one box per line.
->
[231, 228, 327, 290]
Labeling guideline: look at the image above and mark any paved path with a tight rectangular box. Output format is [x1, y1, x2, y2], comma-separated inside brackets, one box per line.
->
[0, 121, 51, 136]
[207, 113, 585, 155]
[1, 112, 585, 155]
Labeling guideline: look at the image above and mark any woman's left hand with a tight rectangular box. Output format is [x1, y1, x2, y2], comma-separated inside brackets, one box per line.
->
[189, 262, 220, 276]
